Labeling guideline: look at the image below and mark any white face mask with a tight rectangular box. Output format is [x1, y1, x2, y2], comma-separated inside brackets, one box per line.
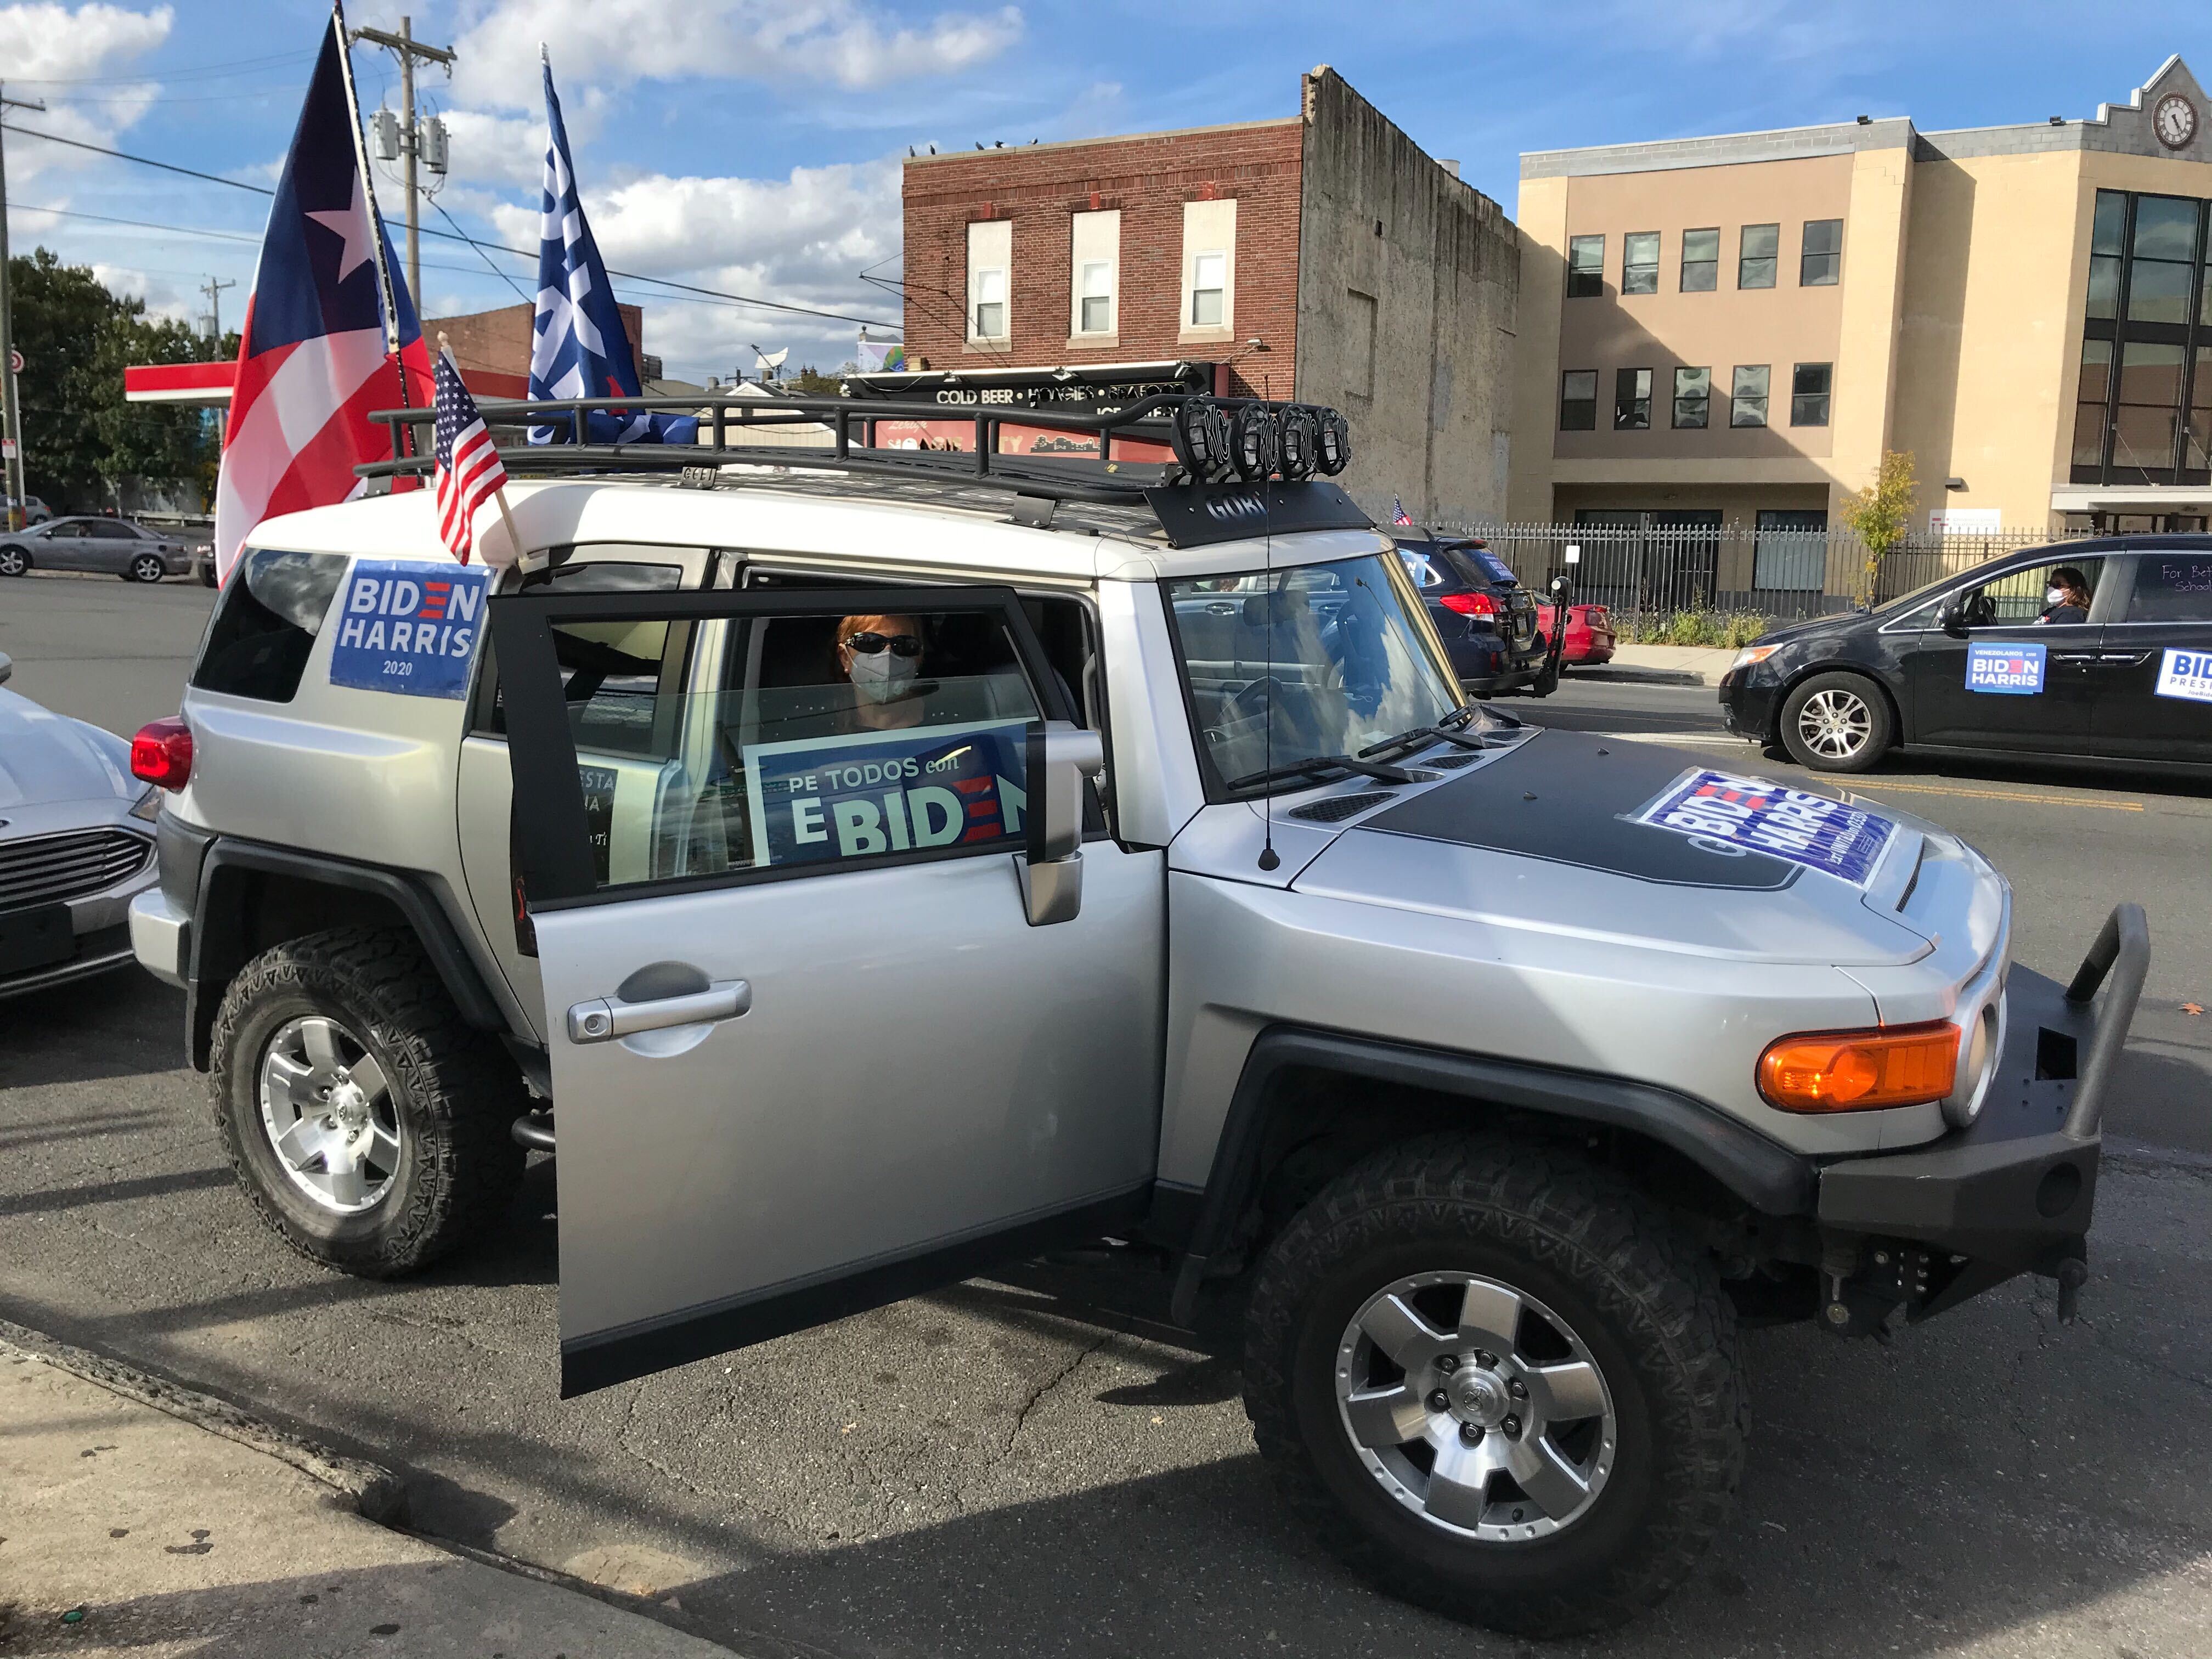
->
[2046, 587, 2067, 606]
[848, 647, 917, 704]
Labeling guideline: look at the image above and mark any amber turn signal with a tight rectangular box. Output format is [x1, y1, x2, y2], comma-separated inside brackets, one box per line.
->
[1756, 1022, 1960, 1113]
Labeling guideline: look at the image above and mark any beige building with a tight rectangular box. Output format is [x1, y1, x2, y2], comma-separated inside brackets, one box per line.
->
[1508, 55, 2212, 595]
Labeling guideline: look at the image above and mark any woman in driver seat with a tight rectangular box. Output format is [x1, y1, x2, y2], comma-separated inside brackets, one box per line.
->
[834, 613, 928, 730]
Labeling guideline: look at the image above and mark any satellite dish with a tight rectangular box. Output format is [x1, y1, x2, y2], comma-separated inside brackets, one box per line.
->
[752, 345, 790, 379]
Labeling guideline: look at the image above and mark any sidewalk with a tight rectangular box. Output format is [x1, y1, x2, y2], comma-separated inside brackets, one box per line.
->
[1577, 643, 1739, 686]
[0, 1331, 737, 1658]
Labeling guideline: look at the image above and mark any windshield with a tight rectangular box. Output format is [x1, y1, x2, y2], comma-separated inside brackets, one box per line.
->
[1166, 552, 1475, 795]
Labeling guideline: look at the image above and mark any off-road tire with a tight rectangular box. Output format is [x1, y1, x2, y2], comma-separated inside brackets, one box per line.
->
[1243, 1133, 1744, 1638]
[1778, 670, 1893, 773]
[210, 926, 526, 1277]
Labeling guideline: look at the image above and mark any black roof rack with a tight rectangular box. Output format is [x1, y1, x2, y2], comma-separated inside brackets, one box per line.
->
[354, 392, 1373, 545]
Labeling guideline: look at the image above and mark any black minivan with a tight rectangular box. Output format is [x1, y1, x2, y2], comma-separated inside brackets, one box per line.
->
[1720, 535, 2212, 773]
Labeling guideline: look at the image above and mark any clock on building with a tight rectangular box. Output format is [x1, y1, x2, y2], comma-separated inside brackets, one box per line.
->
[2153, 92, 2197, 150]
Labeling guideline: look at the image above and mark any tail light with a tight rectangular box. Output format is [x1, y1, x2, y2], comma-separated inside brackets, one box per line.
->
[1757, 1022, 1960, 1113]
[131, 716, 194, 790]
[1438, 591, 1498, 617]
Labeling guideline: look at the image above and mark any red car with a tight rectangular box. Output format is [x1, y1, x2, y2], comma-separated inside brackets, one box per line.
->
[1534, 598, 1617, 667]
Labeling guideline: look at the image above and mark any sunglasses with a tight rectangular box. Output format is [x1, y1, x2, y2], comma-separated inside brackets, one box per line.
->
[845, 631, 923, 658]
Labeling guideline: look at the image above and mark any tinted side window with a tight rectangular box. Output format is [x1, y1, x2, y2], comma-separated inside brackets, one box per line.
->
[2125, 554, 2212, 622]
[190, 548, 348, 702]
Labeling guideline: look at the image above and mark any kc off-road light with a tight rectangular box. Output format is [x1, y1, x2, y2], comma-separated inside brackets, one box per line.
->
[1170, 396, 1232, 481]
[1231, 404, 1280, 483]
[1314, 406, 1352, 475]
[1277, 405, 1319, 479]
[1757, 1022, 1960, 1113]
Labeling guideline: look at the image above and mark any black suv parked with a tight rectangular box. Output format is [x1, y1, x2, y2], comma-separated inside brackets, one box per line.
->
[1720, 535, 2212, 773]
[1393, 537, 1553, 696]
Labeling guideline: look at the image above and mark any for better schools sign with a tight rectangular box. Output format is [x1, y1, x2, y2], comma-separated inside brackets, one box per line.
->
[1632, 769, 1896, 887]
[329, 561, 490, 699]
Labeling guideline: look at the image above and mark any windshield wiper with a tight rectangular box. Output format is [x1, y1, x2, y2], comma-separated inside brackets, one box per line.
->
[1226, 753, 1420, 791]
[1358, 703, 1516, 760]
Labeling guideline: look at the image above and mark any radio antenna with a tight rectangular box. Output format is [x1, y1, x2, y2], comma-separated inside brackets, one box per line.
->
[1256, 449, 1279, 872]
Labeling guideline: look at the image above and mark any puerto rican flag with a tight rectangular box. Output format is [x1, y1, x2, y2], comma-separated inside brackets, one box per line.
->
[212, 13, 432, 582]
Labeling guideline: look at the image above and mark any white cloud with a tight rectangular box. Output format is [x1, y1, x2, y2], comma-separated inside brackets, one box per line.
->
[445, 0, 1022, 111]
[481, 156, 901, 381]
[0, 3, 173, 184]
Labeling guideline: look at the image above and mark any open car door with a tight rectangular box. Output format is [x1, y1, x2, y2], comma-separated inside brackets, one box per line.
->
[492, 583, 1166, 1395]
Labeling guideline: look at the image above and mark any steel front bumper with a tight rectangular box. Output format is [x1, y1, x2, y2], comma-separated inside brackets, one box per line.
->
[1813, 904, 2148, 1323]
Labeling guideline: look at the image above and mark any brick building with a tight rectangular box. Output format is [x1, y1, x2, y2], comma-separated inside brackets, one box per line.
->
[429, 301, 658, 399]
[899, 68, 1521, 523]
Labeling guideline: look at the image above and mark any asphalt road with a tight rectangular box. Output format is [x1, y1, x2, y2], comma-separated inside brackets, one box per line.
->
[4, 580, 2210, 1659]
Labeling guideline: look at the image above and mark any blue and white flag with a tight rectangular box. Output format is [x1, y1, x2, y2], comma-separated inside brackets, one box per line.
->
[529, 55, 696, 446]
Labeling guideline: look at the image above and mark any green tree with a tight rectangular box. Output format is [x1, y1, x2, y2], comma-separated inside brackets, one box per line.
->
[8, 248, 224, 512]
[1838, 449, 1918, 603]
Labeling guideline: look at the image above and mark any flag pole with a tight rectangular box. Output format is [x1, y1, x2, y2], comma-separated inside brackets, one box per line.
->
[332, 0, 416, 457]
[438, 331, 523, 567]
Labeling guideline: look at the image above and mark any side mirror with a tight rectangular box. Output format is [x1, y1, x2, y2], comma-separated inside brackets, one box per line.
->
[1936, 596, 1968, 633]
[1548, 575, 1575, 605]
[0, 651, 11, 685]
[1018, 721, 1105, 927]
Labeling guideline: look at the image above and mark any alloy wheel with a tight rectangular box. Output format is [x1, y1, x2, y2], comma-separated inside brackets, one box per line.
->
[131, 554, 166, 583]
[1794, 687, 1871, 761]
[257, 1014, 404, 1215]
[0, 548, 24, 576]
[1334, 1271, 1618, 1543]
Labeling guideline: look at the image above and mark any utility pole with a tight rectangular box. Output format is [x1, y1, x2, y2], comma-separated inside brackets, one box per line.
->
[200, 275, 237, 344]
[349, 16, 453, 302]
[0, 82, 45, 533]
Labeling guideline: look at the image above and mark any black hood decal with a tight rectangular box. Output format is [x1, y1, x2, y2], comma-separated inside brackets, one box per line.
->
[1359, 730, 1803, 890]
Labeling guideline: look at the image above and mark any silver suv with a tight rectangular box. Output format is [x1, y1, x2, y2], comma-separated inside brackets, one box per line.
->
[128, 394, 2146, 1637]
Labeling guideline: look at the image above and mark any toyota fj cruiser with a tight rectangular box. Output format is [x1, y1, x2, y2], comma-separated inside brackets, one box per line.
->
[128, 394, 2147, 1637]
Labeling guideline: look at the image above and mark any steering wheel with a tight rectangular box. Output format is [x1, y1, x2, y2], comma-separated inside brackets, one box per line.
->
[1232, 674, 1291, 722]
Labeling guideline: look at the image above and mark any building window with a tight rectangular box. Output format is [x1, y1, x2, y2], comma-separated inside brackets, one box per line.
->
[2074, 187, 2212, 484]
[1079, 263, 1113, 334]
[1672, 366, 1711, 428]
[1190, 253, 1226, 325]
[1790, 363, 1832, 426]
[1346, 289, 1378, 399]
[1559, 370, 1597, 431]
[966, 218, 1011, 343]
[1622, 232, 1660, 295]
[1730, 364, 1770, 427]
[1567, 234, 1605, 297]
[1615, 368, 1652, 430]
[1801, 219, 1842, 285]
[1181, 198, 1237, 334]
[1680, 228, 1719, 292]
[1739, 223, 1778, 289]
[1753, 510, 1830, 591]
[1069, 207, 1119, 338]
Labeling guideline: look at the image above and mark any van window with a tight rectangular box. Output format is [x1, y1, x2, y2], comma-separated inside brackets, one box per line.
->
[190, 548, 348, 702]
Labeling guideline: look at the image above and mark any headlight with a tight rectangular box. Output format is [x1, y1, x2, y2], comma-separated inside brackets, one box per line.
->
[1730, 644, 1781, 673]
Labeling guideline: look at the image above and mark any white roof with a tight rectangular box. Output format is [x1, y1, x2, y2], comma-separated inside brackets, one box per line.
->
[247, 475, 1391, 582]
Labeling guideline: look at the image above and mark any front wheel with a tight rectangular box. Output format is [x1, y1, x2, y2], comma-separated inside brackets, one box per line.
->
[1778, 670, 1893, 772]
[1243, 1135, 1743, 1637]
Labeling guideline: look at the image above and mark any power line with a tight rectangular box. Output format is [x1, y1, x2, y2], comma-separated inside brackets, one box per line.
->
[428, 194, 531, 307]
[8, 49, 318, 87]
[1, 121, 898, 329]
[13, 203, 261, 242]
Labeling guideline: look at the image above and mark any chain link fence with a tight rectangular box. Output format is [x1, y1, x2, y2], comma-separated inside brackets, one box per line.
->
[1426, 521, 2095, 645]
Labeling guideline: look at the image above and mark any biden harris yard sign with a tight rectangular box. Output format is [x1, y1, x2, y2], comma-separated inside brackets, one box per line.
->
[1632, 769, 1896, 887]
[1965, 641, 2045, 695]
[329, 561, 490, 698]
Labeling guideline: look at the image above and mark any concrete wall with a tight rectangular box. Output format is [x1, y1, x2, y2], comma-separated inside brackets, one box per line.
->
[1294, 68, 1519, 526]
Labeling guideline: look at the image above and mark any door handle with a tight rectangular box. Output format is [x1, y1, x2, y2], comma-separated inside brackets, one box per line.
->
[2098, 652, 2154, 664]
[2050, 652, 2100, 663]
[1206, 601, 1239, 616]
[567, 979, 752, 1043]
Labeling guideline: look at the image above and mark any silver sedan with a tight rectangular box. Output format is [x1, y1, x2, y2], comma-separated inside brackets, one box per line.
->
[0, 651, 159, 1000]
[0, 517, 200, 583]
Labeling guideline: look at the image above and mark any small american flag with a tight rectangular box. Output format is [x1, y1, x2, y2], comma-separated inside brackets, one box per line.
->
[433, 348, 507, 563]
[1391, 496, 1414, 527]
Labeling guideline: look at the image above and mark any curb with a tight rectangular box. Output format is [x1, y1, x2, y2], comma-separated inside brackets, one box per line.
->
[1570, 664, 1712, 688]
[0, 1316, 405, 1523]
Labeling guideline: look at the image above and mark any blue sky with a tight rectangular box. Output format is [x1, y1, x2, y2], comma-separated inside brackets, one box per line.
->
[1, 0, 2204, 382]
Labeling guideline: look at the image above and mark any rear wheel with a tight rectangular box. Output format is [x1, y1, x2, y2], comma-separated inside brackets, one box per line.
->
[1778, 670, 1892, 772]
[0, 545, 27, 577]
[1243, 1135, 1743, 1637]
[210, 926, 526, 1276]
[126, 551, 168, 583]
